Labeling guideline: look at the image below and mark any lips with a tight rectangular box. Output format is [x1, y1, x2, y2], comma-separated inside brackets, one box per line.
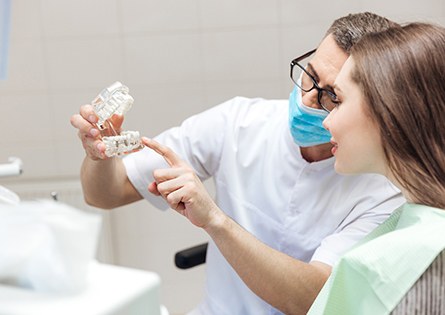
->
[330, 139, 338, 155]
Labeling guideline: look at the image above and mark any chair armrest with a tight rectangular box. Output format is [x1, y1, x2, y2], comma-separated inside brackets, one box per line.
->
[174, 243, 208, 269]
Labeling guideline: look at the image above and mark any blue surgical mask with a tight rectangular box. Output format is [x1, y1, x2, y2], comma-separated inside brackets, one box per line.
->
[0, 0, 11, 80]
[288, 82, 331, 147]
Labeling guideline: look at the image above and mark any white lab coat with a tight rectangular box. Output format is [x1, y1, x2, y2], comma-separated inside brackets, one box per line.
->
[123, 96, 405, 315]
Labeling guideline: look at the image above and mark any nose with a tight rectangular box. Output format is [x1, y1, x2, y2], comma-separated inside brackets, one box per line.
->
[301, 89, 320, 109]
[322, 108, 336, 131]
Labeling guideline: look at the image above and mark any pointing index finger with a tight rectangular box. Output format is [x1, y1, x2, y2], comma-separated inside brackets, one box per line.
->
[142, 137, 184, 167]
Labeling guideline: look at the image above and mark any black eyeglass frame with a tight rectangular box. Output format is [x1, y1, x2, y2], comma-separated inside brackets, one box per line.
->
[290, 49, 338, 112]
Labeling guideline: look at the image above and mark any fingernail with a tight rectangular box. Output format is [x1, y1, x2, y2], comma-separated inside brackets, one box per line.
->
[88, 115, 97, 123]
[90, 128, 99, 137]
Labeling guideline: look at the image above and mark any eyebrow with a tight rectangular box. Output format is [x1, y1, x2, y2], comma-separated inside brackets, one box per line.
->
[307, 62, 335, 92]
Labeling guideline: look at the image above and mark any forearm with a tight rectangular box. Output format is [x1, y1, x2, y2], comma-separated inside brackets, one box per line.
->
[80, 157, 141, 209]
[142, 138, 331, 312]
[205, 213, 331, 315]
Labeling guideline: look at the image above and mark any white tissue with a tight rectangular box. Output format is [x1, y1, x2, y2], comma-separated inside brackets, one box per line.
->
[0, 200, 101, 294]
[0, 185, 20, 205]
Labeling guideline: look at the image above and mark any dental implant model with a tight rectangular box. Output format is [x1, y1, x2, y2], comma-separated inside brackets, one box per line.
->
[92, 81, 143, 157]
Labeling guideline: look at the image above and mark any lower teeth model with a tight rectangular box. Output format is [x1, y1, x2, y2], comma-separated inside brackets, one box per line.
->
[92, 82, 143, 157]
[102, 131, 142, 157]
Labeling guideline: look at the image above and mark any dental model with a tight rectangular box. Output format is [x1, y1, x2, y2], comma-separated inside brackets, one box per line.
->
[92, 81, 143, 157]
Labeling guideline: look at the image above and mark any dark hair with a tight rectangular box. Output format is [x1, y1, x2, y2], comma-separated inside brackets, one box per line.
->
[351, 23, 445, 209]
[326, 12, 398, 53]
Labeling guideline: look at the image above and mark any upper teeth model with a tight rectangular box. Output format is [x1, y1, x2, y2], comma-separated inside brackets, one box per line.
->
[92, 82, 143, 157]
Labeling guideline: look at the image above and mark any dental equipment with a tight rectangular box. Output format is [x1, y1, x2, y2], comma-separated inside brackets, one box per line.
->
[92, 82, 143, 157]
[0, 157, 23, 178]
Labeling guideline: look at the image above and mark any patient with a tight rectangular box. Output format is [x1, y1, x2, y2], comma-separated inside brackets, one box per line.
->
[307, 22, 445, 314]
[143, 22, 445, 314]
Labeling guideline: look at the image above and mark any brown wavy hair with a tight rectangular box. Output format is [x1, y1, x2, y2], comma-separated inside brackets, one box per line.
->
[350, 23, 445, 209]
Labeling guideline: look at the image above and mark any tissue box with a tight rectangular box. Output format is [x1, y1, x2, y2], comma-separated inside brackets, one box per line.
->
[0, 200, 101, 293]
[0, 263, 168, 315]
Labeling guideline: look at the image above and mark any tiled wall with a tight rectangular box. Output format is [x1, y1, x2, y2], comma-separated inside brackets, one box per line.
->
[1, 1, 444, 314]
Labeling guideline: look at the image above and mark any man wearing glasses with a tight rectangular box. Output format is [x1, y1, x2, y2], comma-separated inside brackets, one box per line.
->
[71, 12, 404, 315]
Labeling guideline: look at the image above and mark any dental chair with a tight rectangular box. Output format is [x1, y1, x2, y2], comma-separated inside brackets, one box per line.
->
[391, 250, 445, 314]
[175, 243, 208, 269]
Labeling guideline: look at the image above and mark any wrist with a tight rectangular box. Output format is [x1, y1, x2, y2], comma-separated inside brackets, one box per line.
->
[204, 206, 230, 236]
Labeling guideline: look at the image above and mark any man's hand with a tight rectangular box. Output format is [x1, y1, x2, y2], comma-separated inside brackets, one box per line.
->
[70, 104, 124, 160]
[143, 137, 223, 229]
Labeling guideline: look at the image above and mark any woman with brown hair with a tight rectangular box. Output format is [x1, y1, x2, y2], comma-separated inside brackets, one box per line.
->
[309, 22, 445, 314]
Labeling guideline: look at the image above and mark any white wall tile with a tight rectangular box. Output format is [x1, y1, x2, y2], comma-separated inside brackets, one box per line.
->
[41, 0, 120, 38]
[45, 37, 124, 91]
[199, 0, 279, 28]
[121, 0, 200, 33]
[10, 0, 44, 40]
[0, 38, 47, 93]
[201, 28, 282, 83]
[123, 33, 202, 86]
[360, 0, 444, 22]
[0, 93, 53, 144]
[53, 138, 85, 176]
[279, 0, 361, 27]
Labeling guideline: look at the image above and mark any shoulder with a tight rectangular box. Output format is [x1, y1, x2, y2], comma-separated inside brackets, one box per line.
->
[220, 96, 288, 127]
[184, 96, 287, 134]
[216, 96, 287, 117]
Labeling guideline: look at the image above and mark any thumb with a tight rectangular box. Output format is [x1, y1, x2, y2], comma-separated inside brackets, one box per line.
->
[148, 181, 161, 196]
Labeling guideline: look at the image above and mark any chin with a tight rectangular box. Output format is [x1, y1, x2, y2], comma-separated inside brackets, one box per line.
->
[334, 161, 355, 175]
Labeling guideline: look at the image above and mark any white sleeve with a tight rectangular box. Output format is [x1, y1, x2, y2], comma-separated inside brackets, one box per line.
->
[122, 98, 237, 209]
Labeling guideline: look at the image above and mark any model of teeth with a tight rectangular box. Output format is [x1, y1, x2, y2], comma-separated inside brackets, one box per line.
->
[92, 81, 134, 130]
[102, 131, 142, 157]
[92, 82, 143, 157]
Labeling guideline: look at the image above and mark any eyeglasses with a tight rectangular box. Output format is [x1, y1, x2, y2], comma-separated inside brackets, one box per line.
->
[290, 49, 338, 112]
